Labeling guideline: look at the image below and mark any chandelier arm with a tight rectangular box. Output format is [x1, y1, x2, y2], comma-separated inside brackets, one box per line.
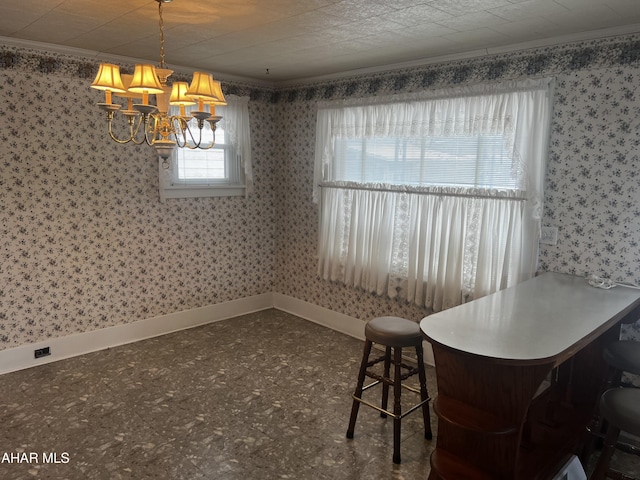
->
[179, 140, 203, 150]
[106, 114, 145, 145]
[184, 131, 216, 150]
[185, 121, 205, 149]
[197, 130, 217, 150]
[170, 116, 189, 148]
[205, 119, 219, 149]
[177, 121, 205, 149]
[194, 120, 218, 150]
[130, 114, 151, 145]
[180, 119, 217, 150]
[107, 123, 133, 144]
[144, 115, 160, 146]
[133, 112, 167, 147]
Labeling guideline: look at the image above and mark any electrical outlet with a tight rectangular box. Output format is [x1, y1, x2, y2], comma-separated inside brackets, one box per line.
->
[34, 347, 51, 359]
[540, 226, 558, 245]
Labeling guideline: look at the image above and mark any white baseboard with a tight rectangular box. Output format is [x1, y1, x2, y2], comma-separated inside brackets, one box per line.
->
[0, 292, 434, 375]
[272, 293, 435, 366]
[272, 292, 368, 340]
[0, 293, 273, 375]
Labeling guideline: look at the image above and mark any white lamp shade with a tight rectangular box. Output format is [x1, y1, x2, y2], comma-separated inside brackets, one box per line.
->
[208, 80, 227, 105]
[91, 63, 126, 92]
[128, 64, 164, 94]
[169, 82, 196, 106]
[186, 72, 218, 101]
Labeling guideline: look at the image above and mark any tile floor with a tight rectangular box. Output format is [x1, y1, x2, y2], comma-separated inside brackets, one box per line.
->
[0, 310, 437, 480]
[0, 309, 638, 479]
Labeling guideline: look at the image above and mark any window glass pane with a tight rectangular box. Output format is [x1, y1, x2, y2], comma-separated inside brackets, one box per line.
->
[176, 145, 226, 180]
[168, 104, 229, 184]
[333, 134, 516, 189]
[175, 127, 227, 182]
[161, 96, 250, 199]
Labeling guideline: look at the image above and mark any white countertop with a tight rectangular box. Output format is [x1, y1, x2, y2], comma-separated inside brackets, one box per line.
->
[420, 273, 640, 363]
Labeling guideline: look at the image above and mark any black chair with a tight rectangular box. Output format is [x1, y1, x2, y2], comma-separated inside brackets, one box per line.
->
[346, 316, 432, 464]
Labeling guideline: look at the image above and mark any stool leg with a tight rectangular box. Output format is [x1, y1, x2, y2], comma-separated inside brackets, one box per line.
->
[590, 423, 620, 480]
[381, 346, 391, 418]
[347, 339, 373, 439]
[580, 366, 622, 465]
[415, 344, 433, 440]
[393, 346, 402, 464]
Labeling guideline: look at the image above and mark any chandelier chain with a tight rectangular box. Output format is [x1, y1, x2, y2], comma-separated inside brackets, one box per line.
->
[158, 1, 166, 68]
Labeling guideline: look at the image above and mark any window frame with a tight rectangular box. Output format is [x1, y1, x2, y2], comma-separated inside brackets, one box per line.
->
[172, 133, 234, 185]
[314, 78, 555, 311]
[158, 95, 251, 201]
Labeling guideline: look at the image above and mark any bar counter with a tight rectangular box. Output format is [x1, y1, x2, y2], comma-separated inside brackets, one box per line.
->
[420, 272, 640, 479]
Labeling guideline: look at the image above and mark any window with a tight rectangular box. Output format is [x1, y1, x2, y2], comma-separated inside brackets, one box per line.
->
[314, 78, 554, 312]
[159, 94, 252, 201]
[173, 127, 240, 185]
[333, 134, 516, 189]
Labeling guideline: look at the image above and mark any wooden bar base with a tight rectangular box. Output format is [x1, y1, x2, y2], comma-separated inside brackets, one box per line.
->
[420, 273, 640, 480]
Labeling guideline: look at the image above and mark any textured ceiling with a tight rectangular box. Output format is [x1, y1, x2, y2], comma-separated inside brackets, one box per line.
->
[1, 0, 640, 83]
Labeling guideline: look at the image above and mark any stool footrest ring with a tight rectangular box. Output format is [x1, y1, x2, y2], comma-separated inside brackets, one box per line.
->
[351, 394, 431, 419]
[361, 379, 425, 395]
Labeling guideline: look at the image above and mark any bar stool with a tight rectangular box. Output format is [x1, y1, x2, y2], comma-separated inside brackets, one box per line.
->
[603, 340, 640, 388]
[590, 388, 640, 480]
[346, 316, 432, 464]
[581, 340, 640, 464]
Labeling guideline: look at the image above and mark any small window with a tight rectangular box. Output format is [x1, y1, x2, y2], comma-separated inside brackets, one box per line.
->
[159, 95, 252, 201]
[173, 126, 241, 186]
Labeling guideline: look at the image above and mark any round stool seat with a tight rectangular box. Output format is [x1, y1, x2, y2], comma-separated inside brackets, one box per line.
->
[603, 340, 640, 376]
[600, 388, 640, 437]
[365, 316, 422, 348]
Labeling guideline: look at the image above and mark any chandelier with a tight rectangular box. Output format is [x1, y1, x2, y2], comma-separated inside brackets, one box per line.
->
[90, 0, 226, 160]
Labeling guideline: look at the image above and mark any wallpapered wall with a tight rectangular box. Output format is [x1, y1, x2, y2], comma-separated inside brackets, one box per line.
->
[271, 33, 640, 342]
[1, 32, 640, 352]
[0, 47, 277, 349]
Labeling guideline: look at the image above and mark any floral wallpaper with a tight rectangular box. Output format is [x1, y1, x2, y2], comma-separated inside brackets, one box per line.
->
[1, 32, 640, 355]
[271, 33, 640, 344]
[0, 46, 277, 348]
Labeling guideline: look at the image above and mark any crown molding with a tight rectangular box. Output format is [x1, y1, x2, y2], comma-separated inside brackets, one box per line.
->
[0, 36, 277, 89]
[3, 21, 640, 90]
[275, 22, 640, 88]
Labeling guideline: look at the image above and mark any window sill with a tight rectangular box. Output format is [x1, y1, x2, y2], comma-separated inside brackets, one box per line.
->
[160, 184, 246, 201]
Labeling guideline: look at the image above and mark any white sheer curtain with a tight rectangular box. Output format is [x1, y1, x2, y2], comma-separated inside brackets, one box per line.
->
[167, 94, 253, 193]
[314, 78, 554, 312]
[220, 95, 253, 194]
